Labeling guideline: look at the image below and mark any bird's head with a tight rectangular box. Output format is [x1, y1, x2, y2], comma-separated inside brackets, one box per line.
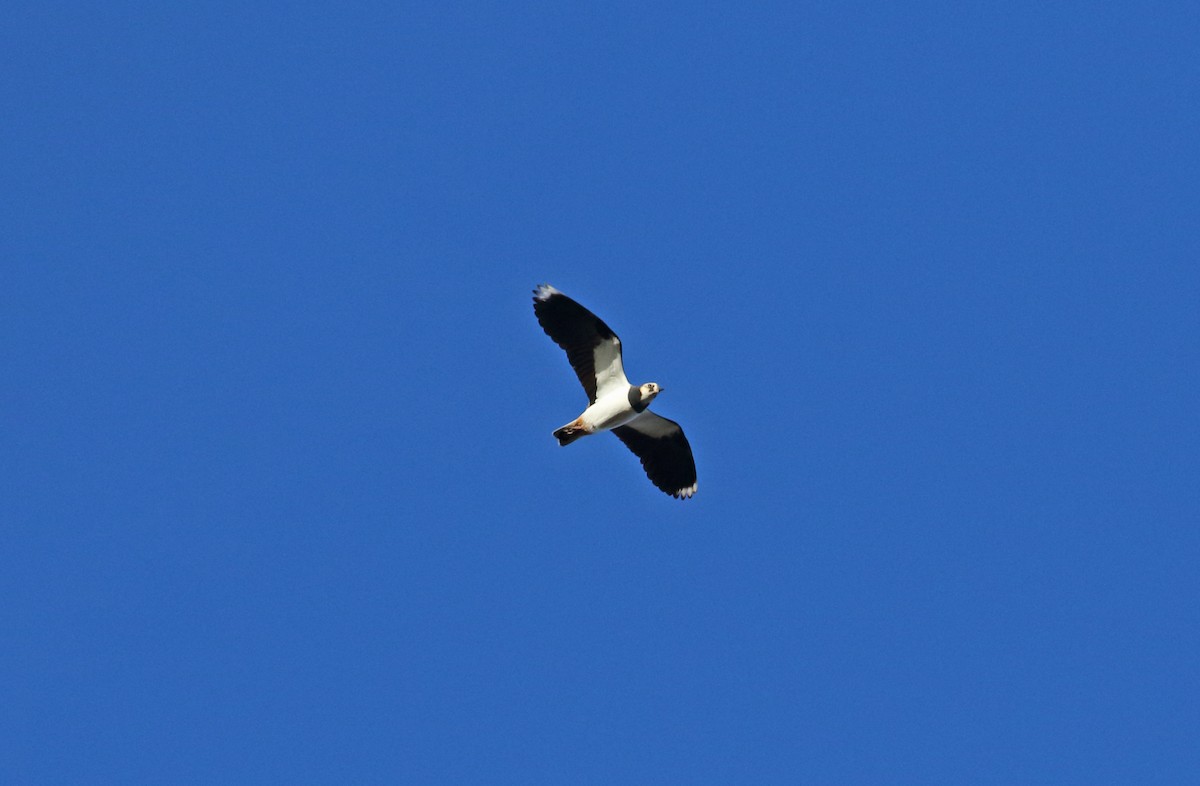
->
[639, 382, 663, 403]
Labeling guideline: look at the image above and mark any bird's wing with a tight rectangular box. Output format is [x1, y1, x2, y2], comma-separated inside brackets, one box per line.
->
[532, 284, 630, 403]
[611, 411, 697, 499]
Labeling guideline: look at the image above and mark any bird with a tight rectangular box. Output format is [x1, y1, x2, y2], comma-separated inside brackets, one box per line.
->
[532, 283, 697, 499]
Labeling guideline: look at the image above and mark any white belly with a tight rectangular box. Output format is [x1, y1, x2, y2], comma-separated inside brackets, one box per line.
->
[581, 389, 639, 433]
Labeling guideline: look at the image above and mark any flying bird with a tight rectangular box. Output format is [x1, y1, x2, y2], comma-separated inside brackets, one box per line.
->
[532, 283, 697, 499]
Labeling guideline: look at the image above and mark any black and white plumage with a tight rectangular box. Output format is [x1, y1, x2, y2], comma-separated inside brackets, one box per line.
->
[532, 283, 697, 499]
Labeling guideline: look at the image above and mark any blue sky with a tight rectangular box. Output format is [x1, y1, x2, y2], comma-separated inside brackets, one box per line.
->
[3, 1, 1198, 782]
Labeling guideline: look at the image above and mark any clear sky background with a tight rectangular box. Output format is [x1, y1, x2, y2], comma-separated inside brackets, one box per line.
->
[3, 1, 1198, 783]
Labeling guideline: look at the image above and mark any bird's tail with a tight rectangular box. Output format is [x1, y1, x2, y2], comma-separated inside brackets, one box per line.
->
[553, 419, 588, 446]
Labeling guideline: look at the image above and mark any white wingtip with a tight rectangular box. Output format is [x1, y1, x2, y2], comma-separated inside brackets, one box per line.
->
[533, 283, 561, 301]
[674, 483, 697, 500]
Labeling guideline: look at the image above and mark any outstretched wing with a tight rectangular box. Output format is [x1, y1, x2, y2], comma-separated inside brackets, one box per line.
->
[532, 284, 630, 403]
[612, 411, 698, 499]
